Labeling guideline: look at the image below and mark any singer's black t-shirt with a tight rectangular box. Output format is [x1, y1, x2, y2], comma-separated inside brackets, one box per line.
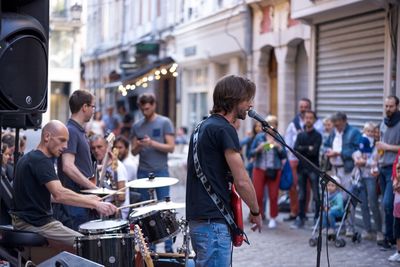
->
[186, 114, 240, 220]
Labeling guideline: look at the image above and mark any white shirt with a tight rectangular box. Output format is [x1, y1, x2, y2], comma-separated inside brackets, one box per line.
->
[122, 154, 139, 182]
[330, 130, 344, 166]
[103, 160, 130, 219]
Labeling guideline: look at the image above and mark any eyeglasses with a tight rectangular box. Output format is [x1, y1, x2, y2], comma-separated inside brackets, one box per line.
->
[86, 103, 96, 109]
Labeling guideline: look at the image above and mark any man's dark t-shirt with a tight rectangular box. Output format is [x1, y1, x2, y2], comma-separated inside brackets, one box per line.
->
[58, 119, 94, 192]
[294, 128, 322, 171]
[186, 114, 240, 220]
[13, 150, 58, 226]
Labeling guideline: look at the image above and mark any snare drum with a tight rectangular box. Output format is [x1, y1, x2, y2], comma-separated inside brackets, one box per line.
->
[79, 219, 129, 235]
[75, 234, 135, 267]
[129, 208, 179, 244]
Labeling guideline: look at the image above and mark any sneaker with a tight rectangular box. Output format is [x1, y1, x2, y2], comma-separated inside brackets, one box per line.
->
[379, 239, 392, 250]
[388, 252, 400, 262]
[361, 231, 374, 241]
[268, 218, 277, 229]
[327, 228, 335, 236]
[376, 232, 384, 243]
[290, 218, 304, 229]
[345, 229, 354, 237]
[283, 215, 297, 222]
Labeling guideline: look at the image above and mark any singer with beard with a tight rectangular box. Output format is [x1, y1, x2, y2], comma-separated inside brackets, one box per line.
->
[186, 75, 262, 267]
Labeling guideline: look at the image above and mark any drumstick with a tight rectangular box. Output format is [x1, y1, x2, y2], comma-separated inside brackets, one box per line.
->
[100, 185, 128, 200]
[117, 199, 156, 210]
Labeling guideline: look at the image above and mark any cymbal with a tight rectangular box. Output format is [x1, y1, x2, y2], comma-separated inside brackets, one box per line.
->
[81, 188, 124, 195]
[152, 200, 185, 210]
[130, 201, 185, 217]
[127, 177, 179, 188]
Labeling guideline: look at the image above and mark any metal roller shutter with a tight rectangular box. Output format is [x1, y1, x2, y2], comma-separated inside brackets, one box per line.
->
[316, 11, 385, 127]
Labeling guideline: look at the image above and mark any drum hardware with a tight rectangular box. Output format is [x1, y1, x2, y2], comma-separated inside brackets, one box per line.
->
[177, 218, 192, 267]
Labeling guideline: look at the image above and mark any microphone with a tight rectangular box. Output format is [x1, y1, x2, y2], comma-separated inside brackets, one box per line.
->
[247, 109, 270, 128]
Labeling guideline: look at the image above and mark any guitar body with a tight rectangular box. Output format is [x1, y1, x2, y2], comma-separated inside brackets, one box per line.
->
[231, 184, 244, 247]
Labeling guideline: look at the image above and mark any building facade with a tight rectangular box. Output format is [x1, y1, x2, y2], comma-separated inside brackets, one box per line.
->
[48, 0, 83, 124]
[292, 0, 400, 127]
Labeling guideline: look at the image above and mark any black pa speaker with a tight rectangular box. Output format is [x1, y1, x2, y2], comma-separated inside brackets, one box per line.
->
[0, 113, 42, 129]
[37, 251, 104, 267]
[0, 0, 49, 113]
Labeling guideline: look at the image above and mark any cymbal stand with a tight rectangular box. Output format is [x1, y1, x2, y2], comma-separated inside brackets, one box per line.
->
[177, 218, 191, 267]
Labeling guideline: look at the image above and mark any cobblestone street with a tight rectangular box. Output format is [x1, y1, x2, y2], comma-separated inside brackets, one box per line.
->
[170, 184, 399, 267]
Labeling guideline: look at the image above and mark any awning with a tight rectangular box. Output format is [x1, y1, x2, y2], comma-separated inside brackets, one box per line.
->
[121, 57, 175, 85]
[104, 80, 122, 89]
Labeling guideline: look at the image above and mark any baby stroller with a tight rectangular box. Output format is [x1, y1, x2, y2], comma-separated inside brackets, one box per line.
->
[309, 178, 361, 248]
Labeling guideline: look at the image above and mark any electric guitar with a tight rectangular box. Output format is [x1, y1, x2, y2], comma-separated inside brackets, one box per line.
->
[231, 184, 246, 247]
[134, 224, 154, 267]
[97, 132, 115, 187]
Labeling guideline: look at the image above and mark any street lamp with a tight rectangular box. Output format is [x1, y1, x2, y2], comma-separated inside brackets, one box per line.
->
[70, 3, 82, 21]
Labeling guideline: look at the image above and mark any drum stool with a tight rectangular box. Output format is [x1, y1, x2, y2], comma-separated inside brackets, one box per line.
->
[0, 225, 48, 267]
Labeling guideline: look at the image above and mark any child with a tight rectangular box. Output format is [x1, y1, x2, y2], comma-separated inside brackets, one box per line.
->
[322, 176, 344, 235]
[389, 150, 400, 262]
[351, 122, 383, 241]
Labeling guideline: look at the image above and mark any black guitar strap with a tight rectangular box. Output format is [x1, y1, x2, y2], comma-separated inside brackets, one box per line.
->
[192, 119, 247, 243]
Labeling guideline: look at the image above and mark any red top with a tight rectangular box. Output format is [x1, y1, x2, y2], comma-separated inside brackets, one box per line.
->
[393, 149, 400, 180]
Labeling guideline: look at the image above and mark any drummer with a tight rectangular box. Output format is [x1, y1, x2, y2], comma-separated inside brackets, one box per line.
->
[90, 134, 130, 219]
[12, 120, 117, 251]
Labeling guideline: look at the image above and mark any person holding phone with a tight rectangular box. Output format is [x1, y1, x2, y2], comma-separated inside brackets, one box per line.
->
[130, 92, 175, 253]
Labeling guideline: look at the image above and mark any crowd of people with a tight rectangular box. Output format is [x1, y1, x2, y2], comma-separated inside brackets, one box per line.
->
[1, 75, 400, 266]
[239, 95, 400, 263]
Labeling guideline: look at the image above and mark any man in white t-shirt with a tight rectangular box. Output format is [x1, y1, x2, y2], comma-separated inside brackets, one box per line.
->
[114, 136, 141, 204]
[90, 135, 130, 219]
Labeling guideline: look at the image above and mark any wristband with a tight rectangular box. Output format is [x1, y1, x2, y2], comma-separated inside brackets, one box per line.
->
[250, 210, 260, 216]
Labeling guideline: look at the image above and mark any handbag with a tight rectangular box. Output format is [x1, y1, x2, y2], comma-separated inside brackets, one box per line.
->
[279, 160, 293, 190]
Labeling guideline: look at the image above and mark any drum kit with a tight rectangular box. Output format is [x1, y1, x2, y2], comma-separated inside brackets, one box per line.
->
[76, 176, 194, 267]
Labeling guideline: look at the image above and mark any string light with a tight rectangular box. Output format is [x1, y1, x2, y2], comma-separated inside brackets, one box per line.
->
[119, 63, 179, 95]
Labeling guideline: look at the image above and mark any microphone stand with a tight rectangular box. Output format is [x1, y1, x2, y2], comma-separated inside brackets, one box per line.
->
[258, 123, 361, 267]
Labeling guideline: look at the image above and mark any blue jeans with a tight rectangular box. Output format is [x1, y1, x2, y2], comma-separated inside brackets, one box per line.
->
[189, 220, 232, 267]
[298, 170, 320, 220]
[352, 177, 382, 232]
[137, 168, 172, 252]
[379, 166, 394, 240]
[63, 205, 92, 231]
[322, 209, 344, 230]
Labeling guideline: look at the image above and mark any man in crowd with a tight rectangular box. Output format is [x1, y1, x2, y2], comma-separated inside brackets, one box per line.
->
[376, 95, 400, 248]
[90, 134, 130, 219]
[12, 120, 117, 251]
[284, 98, 322, 221]
[186, 75, 262, 267]
[130, 92, 175, 252]
[57, 90, 98, 230]
[324, 112, 361, 236]
[114, 136, 141, 204]
[291, 110, 322, 228]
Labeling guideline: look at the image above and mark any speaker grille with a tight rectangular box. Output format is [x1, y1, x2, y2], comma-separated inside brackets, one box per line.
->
[0, 34, 47, 112]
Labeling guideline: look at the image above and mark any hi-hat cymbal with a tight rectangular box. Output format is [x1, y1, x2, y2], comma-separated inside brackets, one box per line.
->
[81, 188, 124, 195]
[127, 177, 179, 188]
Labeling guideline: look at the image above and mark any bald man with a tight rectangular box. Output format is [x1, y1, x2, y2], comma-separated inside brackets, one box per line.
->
[11, 120, 117, 248]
